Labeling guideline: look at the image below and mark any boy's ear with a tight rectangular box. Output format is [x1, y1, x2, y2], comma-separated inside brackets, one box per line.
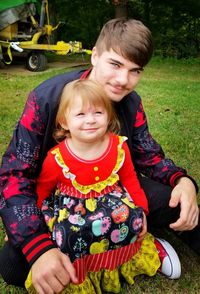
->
[91, 47, 98, 66]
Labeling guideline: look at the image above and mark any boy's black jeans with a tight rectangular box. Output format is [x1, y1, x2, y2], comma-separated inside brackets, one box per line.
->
[0, 176, 199, 287]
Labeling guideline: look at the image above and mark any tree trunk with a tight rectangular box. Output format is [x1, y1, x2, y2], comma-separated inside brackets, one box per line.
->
[112, 0, 128, 18]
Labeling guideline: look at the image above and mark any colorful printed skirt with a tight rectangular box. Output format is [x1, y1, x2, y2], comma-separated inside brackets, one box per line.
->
[25, 185, 161, 293]
[25, 233, 160, 294]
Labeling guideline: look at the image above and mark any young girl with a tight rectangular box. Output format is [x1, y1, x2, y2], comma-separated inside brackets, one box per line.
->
[25, 79, 180, 294]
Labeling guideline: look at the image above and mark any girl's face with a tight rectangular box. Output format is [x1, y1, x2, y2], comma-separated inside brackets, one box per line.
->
[63, 95, 109, 143]
[90, 48, 143, 102]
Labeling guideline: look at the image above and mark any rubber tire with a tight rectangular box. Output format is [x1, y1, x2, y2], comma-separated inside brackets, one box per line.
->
[26, 51, 47, 72]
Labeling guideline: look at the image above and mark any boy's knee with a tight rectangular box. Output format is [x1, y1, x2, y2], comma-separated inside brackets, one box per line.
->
[0, 242, 29, 287]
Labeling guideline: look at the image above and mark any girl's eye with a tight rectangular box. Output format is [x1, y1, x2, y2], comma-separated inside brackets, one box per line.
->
[95, 111, 103, 114]
[76, 113, 84, 116]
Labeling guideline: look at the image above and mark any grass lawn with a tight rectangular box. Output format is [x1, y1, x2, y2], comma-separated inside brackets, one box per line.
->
[0, 56, 200, 293]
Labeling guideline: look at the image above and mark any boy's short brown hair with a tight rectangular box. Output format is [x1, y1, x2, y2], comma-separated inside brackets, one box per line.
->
[95, 18, 153, 67]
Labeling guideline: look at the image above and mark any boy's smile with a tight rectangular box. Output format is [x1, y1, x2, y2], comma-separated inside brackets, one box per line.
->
[90, 48, 143, 102]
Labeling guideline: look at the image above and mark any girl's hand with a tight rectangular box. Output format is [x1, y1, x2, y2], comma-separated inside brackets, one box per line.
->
[137, 212, 147, 243]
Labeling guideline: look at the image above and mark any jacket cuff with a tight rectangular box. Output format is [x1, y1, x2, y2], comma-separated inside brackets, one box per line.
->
[21, 232, 57, 266]
[170, 172, 199, 193]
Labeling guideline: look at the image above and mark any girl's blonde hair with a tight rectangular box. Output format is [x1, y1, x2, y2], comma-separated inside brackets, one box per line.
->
[54, 79, 120, 142]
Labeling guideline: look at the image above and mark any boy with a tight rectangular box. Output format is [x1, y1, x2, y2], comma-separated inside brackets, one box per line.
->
[0, 18, 199, 293]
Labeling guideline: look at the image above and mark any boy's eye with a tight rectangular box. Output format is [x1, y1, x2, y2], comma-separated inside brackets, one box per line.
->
[111, 62, 120, 68]
[131, 67, 144, 75]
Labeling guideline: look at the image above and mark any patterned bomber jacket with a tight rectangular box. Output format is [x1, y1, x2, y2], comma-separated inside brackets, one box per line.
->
[0, 68, 196, 266]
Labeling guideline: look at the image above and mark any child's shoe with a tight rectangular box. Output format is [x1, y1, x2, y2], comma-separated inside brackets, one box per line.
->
[155, 238, 181, 279]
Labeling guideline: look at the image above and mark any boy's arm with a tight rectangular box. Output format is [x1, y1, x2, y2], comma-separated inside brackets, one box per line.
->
[131, 99, 199, 230]
[0, 90, 57, 266]
[132, 100, 198, 191]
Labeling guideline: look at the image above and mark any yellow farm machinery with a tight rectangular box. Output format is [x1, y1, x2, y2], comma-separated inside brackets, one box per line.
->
[0, 0, 91, 71]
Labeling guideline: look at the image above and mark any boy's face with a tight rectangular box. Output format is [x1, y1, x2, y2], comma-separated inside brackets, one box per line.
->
[90, 48, 143, 102]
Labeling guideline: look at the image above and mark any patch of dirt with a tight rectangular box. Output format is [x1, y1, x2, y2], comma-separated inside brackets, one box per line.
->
[0, 58, 90, 75]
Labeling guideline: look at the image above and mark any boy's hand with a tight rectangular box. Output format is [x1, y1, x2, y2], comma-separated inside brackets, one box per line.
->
[31, 248, 78, 294]
[137, 212, 147, 243]
[169, 177, 199, 231]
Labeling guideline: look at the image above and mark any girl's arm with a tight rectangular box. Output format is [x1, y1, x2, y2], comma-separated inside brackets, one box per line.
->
[118, 141, 149, 214]
[36, 152, 59, 208]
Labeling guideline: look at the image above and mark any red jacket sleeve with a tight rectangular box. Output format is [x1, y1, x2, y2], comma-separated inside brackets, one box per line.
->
[118, 141, 149, 214]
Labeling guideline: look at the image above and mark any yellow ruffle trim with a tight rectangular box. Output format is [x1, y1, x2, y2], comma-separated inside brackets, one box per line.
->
[25, 233, 160, 294]
[51, 136, 127, 194]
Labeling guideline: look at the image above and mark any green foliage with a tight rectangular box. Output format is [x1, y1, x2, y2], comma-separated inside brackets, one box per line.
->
[48, 0, 114, 49]
[46, 0, 200, 58]
[128, 0, 200, 58]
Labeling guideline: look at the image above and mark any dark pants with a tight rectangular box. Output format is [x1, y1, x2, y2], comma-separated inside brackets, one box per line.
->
[0, 241, 29, 287]
[140, 176, 180, 227]
[0, 177, 199, 287]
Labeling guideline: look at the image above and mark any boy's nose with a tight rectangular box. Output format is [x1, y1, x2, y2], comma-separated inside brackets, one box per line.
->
[116, 70, 128, 85]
